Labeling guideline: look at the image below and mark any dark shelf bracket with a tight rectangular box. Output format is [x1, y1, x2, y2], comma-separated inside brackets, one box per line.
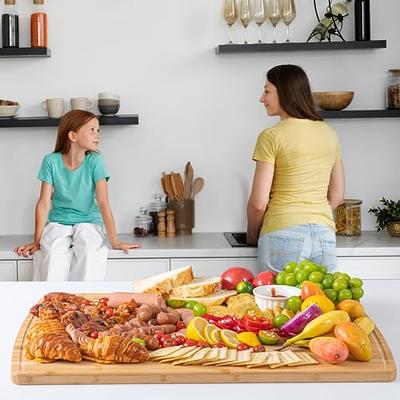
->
[320, 109, 400, 119]
[0, 47, 51, 58]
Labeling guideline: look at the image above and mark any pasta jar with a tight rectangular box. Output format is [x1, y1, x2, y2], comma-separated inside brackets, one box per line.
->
[335, 199, 362, 236]
[387, 69, 400, 109]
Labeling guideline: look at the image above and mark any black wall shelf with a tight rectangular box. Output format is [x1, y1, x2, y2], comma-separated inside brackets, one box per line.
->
[0, 47, 51, 58]
[215, 40, 387, 54]
[0, 114, 139, 128]
[320, 109, 400, 119]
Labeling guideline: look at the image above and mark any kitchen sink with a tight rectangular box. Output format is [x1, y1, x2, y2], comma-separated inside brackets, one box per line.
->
[224, 232, 257, 247]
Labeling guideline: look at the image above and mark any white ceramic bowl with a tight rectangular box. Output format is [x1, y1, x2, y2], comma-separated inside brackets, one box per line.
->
[253, 284, 301, 311]
[0, 104, 19, 117]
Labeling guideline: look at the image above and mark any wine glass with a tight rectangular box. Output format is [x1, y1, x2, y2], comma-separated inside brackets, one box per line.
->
[239, 0, 252, 44]
[267, 0, 281, 43]
[223, 0, 237, 44]
[252, 0, 267, 43]
[281, 0, 296, 42]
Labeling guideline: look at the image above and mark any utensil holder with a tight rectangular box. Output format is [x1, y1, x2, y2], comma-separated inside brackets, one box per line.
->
[167, 199, 194, 235]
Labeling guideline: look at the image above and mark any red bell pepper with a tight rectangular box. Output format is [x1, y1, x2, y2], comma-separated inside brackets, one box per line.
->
[240, 315, 273, 333]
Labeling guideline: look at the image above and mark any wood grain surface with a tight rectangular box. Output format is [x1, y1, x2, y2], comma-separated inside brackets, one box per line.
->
[11, 296, 397, 385]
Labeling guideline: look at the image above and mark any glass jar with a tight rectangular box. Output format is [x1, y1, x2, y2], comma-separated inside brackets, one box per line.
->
[147, 194, 167, 235]
[387, 69, 400, 109]
[133, 207, 152, 237]
[335, 199, 362, 236]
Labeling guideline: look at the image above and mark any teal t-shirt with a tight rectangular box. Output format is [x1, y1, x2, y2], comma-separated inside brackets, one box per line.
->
[37, 152, 110, 226]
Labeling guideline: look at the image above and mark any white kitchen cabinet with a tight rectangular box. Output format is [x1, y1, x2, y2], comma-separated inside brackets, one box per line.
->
[17, 260, 33, 281]
[170, 258, 259, 277]
[0, 261, 17, 281]
[105, 259, 169, 281]
[337, 257, 400, 280]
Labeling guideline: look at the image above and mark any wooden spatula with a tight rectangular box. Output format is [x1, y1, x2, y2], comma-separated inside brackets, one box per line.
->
[191, 177, 204, 199]
[163, 172, 175, 201]
[171, 172, 184, 201]
[184, 162, 194, 200]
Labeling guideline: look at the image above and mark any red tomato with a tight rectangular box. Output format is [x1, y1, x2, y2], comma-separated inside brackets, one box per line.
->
[99, 297, 109, 305]
[183, 340, 198, 347]
[237, 343, 250, 351]
[221, 267, 254, 290]
[163, 338, 178, 347]
[252, 271, 276, 287]
[153, 332, 164, 341]
[89, 331, 99, 339]
[197, 341, 210, 348]
[158, 335, 171, 345]
[253, 345, 266, 353]
[176, 320, 186, 330]
[213, 342, 226, 348]
[105, 308, 114, 318]
[175, 336, 187, 345]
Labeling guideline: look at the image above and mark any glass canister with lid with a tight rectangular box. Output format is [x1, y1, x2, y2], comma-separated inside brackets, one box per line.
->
[148, 194, 167, 235]
[133, 207, 152, 237]
[387, 69, 400, 109]
[335, 199, 363, 236]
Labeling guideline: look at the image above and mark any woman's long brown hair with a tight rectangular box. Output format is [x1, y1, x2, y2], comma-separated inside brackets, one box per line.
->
[266, 64, 323, 121]
[54, 110, 98, 153]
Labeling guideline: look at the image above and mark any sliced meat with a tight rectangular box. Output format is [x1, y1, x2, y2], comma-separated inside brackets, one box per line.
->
[108, 292, 167, 310]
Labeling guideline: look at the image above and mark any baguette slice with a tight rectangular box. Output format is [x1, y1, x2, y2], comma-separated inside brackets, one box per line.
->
[132, 266, 194, 295]
[167, 290, 237, 306]
[169, 277, 222, 298]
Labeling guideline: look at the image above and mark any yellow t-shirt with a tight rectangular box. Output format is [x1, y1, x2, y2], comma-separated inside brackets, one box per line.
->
[252, 118, 341, 234]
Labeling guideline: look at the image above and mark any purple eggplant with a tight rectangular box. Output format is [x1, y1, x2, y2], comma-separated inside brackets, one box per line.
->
[279, 303, 322, 337]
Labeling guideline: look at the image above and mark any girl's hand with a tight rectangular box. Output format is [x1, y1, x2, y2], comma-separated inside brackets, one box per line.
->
[15, 242, 40, 257]
[111, 241, 142, 254]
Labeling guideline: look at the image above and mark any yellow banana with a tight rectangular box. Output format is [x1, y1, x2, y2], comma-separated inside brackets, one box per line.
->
[282, 310, 350, 348]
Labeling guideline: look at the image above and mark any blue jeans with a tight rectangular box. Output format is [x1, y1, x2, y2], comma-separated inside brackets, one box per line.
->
[258, 224, 337, 273]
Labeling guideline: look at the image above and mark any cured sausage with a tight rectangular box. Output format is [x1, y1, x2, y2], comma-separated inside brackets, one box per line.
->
[108, 292, 167, 310]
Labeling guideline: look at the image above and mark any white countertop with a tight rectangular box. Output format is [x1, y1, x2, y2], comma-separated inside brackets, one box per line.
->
[1, 280, 398, 399]
[1, 231, 400, 260]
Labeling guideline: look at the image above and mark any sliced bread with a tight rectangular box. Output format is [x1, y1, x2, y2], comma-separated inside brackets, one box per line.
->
[132, 266, 194, 295]
[169, 277, 222, 298]
[167, 290, 237, 307]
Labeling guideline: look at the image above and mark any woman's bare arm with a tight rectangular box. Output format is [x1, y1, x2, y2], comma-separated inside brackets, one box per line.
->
[328, 159, 345, 210]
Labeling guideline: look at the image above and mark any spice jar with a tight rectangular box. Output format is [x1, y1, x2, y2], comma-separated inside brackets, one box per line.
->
[31, 0, 48, 48]
[148, 194, 167, 235]
[335, 199, 362, 236]
[133, 207, 152, 237]
[2, 0, 19, 48]
[387, 69, 400, 109]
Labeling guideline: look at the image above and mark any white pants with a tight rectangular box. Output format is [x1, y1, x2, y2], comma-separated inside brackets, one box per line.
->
[33, 222, 108, 281]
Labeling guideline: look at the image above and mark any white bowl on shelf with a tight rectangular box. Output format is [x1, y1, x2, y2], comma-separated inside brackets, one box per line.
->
[253, 284, 301, 311]
[0, 104, 19, 117]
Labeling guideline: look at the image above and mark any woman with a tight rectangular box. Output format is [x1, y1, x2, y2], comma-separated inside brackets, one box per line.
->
[247, 64, 345, 272]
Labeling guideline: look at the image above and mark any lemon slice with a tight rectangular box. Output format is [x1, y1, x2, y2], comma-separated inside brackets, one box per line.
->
[237, 332, 261, 347]
[220, 329, 241, 349]
[203, 324, 220, 346]
[210, 327, 223, 344]
[186, 317, 208, 342]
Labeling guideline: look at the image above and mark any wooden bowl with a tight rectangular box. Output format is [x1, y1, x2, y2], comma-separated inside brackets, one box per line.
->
[313, 91, 354, 111]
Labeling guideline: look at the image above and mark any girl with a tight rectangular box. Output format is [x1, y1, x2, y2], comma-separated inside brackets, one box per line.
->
[15, 110, 141, 280]
[247, 64, 345, 272]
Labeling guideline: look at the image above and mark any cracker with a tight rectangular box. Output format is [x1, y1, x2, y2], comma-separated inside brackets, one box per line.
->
[201, 347, 228, 366]
[196, 348, 221, 365]
[279, 350, 303, 366]
[180, 348, 211, 365]
[159, 347, 199, 363]
[296, 352, 319, 365]
[212, 349, 237, 366]
[221, 349, 252, 366]
[246, 352, 271, 368]
[149, 345, 183, 360]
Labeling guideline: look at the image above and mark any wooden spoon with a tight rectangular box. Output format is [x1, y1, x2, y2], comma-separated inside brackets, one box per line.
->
[191, 177, 204, 199]
[171, 172, 184, 201]
[162, 172, 175, 201]
[183, 161, 193, 200]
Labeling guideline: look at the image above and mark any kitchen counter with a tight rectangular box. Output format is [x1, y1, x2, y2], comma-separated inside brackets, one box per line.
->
[1, 231, 400, 260]
[1, 280, 398, 399]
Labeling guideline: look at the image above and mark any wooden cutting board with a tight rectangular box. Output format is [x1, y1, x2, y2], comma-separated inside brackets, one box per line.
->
[12, 304, 396, 385]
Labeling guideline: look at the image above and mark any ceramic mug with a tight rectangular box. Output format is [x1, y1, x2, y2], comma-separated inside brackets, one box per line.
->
[98, 92, 120, 115]
[41, 98, 64, 118]
[70, 97, 94, 111]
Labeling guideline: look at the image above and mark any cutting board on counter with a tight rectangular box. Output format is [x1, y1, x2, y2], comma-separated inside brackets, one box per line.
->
[12, 307, 396, 385]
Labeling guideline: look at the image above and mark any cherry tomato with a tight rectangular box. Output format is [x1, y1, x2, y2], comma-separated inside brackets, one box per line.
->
[175, 336, 187, 345]
[213, 342, 226, 348]
[99, 305, 108, 313]
[163, 338, 178, 347]
[153, 332, 164, 341]
[89, 331, 99, 339]
[197, 341, 210, 348]
[237, 343, 250, 351]
[158, 335, 171, 345]
[99, 297, 109, 305]
[176, 321, 186, 330]
[183, 340, 198, 347]
[253, 345, 266, 353]
[105, 308, 114, 318]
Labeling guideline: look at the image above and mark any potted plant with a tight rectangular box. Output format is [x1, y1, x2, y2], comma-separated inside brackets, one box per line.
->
[369, 198, 400, 237]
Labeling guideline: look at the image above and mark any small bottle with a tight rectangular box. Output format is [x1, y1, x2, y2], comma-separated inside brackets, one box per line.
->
[354, 0, 370, 41]
[31, 0, 47, 48]
[148, 194, 167, 236]
[166, 209, 176, 238]
[2, 0, 19, 48]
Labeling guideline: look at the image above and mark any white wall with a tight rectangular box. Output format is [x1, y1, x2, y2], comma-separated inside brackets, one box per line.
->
[0, 0, 399, 235]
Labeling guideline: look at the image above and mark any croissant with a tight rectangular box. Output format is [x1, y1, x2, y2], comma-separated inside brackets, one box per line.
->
[66, 324, 148, 364]
[25, 320, 82, 363]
